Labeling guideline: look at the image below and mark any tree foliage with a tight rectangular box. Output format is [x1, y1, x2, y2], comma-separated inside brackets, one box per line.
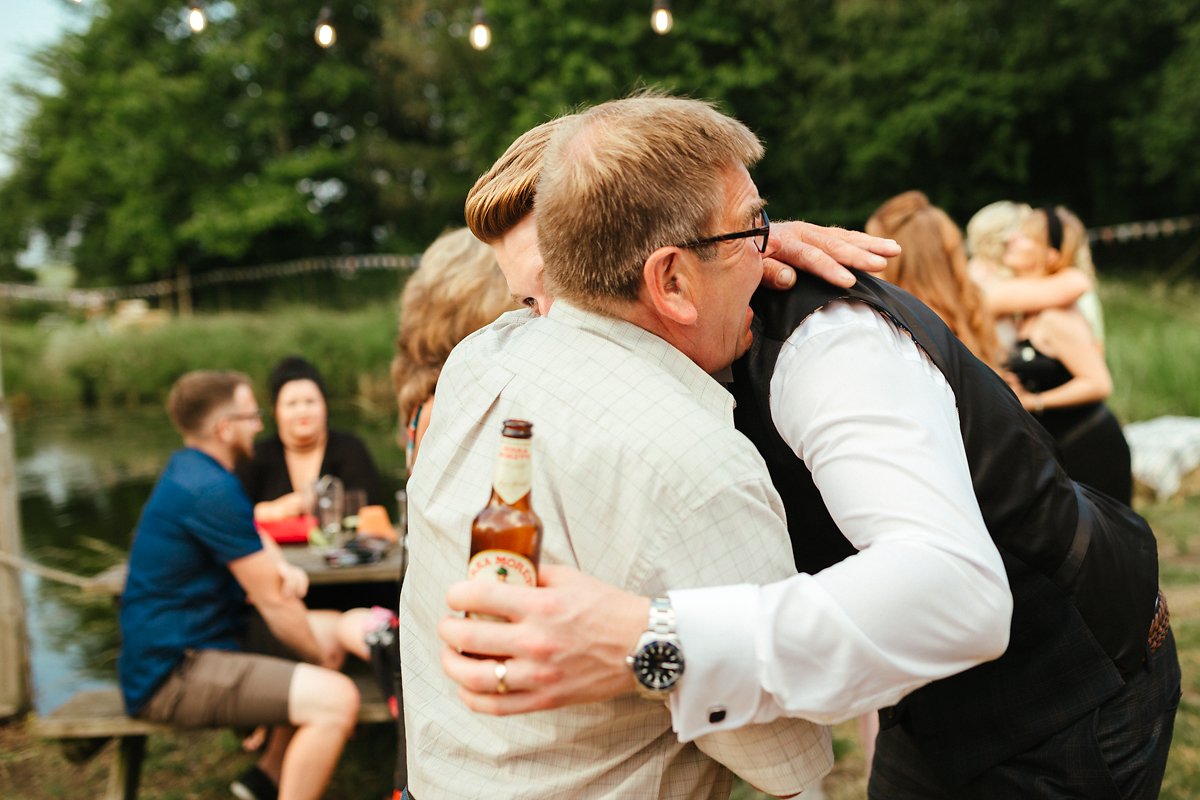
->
[1, 0, 1198, 285]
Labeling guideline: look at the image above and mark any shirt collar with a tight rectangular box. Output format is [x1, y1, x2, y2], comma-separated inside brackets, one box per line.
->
[546, 300, 736, 424]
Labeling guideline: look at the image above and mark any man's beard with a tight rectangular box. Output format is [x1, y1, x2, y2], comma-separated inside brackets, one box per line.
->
[231, 440, 255, 467]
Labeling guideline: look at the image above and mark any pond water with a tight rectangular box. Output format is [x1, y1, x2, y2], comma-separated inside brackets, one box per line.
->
[12, 408, 405, 714]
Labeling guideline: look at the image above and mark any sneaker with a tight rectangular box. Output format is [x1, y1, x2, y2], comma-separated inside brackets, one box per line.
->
[230, 766, 278, 800]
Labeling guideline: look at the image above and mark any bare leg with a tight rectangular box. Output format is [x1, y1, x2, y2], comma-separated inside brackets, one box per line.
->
[256, 726, 294, 784]
[857, 711, 880, 777]
[278, 664, 360, 800]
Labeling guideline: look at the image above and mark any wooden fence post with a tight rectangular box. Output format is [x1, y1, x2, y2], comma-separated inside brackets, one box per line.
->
[0, 347, 31, 719]
[176, 264, 192, 318]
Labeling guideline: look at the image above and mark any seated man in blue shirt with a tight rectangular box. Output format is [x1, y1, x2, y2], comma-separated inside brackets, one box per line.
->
[119, 370, 363, 800]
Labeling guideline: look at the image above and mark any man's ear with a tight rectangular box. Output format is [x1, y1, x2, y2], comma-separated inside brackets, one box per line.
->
[209, 415, 230, 444]
[643, 247, 698, 326]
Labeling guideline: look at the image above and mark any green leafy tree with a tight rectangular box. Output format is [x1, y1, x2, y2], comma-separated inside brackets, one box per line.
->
[394, 0, 1197, 228]
[0, 0, 401, 284]
[3, 0, 1197, 286]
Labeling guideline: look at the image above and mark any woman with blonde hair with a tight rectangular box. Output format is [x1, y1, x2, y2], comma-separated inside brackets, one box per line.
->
[1003, 206, 1130, 504]
[967, 200, 1103, 349]
[866, 190, 1003, 369]
[392, 227, 521, 470]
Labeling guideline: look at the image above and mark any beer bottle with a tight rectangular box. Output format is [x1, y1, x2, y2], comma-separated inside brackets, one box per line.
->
[468, 420, 542, 608]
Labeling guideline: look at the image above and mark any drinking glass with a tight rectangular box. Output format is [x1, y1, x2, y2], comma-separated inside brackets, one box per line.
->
[313, 475, 344, 551]
[343, 489, 367, 547]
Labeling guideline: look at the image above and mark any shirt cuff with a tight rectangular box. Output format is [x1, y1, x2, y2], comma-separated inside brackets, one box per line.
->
[667, 583, 761, 742]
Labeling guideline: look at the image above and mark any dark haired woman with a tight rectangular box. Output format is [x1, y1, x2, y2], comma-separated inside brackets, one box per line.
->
[237, 355, 383, 521]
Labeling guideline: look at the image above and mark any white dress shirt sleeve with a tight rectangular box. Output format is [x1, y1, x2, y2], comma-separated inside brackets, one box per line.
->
[669, 300, 1012, 741]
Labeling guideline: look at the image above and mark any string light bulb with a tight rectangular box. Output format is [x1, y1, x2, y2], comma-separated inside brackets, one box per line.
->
[650, 0, 673, 34]
[469, 6, 492, 51]
[314, 7, 336, 48]
[187, 2, 207, 33]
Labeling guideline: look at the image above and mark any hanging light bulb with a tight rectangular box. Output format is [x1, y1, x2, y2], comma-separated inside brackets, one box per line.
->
[650, 0, 673, 35]
[187, 2, 207, 33]
[314, 7, 337, 48]
[469, 6, 492, 51]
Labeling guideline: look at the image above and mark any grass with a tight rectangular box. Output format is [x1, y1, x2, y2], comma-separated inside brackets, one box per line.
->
[1, 304, 401, 417]
[0, 722, 397, 799]
[1102, 277, 1200, 421]
[3, 274, 1198, 423]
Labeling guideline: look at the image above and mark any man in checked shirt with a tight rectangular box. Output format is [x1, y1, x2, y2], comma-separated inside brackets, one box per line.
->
[398, 95, 871, 798]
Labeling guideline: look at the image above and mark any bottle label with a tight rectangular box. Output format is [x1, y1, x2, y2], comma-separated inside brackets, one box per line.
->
[492, 436, 533, 504]
[467, 548, 537, 587]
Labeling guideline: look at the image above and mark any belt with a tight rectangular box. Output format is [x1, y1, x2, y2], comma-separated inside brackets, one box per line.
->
[1147, 590, 1170, 656]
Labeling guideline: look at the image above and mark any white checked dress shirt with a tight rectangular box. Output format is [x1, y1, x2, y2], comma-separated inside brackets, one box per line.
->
[401, 302, 831, 799]
[669, 300, 1012, 741]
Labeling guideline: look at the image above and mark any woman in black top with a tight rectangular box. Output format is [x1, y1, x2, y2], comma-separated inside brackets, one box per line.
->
[1001, 207, 1132, 504]
[237, 356, 383, 519]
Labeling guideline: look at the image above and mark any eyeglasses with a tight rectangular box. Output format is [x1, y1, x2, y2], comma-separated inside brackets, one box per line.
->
[224, 410, 264, 423]
[676, 208, 770, 254]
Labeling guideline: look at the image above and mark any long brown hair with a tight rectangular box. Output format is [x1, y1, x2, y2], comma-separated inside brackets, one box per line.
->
[866, 191, 1003, 369]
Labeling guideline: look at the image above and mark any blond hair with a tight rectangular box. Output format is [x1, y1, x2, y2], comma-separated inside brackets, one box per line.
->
[166, 370, 250, 436]
[1016, 206, 1086, 276]
[965, 200, 1031, 265]
[391, 228, 519, 425]
[465, 116, 575, 243]
[866, 191, 1003, 369]
[536, 94, 763, 312]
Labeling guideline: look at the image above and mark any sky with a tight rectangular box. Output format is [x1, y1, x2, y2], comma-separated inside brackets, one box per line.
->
[0, 0, 88, 177]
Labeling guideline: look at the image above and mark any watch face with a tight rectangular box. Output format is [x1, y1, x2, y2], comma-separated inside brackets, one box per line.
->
[633, 640, 684, 690]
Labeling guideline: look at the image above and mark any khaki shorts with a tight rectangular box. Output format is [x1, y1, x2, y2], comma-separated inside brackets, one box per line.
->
[139, 647, 296, 728]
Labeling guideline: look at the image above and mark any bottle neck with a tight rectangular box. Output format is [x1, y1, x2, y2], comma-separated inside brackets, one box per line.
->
[492, 433, 533, 505]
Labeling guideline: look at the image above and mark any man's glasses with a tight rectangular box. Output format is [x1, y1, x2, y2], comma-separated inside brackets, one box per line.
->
[676, 208, 770, 254]
[224, 410, 264, 423]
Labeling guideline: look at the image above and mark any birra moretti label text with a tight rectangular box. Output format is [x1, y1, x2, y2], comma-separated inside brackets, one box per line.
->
[467, 548, 537, 587]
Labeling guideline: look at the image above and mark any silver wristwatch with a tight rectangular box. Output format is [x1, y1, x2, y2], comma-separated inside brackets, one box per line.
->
[625, 597, 685, 700]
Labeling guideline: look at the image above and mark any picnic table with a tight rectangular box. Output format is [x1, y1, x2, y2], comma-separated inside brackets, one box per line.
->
[81, 540, 406, 597]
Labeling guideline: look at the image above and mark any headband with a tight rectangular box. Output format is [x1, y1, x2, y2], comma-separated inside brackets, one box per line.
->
[1040, 207, 1063, 251]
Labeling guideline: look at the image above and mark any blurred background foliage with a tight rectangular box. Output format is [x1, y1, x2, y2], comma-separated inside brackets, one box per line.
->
[0, 0, 1198, 286]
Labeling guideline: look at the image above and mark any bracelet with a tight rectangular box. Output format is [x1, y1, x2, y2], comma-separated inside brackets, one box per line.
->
[1033, 394, 1045, 414]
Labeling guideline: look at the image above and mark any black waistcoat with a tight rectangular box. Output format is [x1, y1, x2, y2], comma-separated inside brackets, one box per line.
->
[730, 272, 1160, 784]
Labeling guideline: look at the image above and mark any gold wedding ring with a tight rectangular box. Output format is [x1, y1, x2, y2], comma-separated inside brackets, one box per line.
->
[494, 661, 509, 695]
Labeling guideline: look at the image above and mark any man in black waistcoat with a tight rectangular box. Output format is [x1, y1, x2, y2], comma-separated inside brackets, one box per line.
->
[437, 96, 1180, 799]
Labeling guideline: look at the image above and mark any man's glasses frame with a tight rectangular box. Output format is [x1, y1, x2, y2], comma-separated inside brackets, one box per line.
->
[676, 208, 770, 254]
[224, 410, 264, 423]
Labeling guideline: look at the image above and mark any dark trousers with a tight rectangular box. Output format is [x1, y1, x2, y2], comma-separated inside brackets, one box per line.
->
[869, 631, 1180, 799]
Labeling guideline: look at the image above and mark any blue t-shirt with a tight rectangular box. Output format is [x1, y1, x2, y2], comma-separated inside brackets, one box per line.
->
[118, 448, 264, 715]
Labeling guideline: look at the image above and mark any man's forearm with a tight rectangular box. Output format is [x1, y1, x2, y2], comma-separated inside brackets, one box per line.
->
[256, 595, 326, 665]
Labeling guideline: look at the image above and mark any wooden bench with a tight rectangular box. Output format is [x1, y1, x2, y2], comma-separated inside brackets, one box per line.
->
[32, 671, 396, 800]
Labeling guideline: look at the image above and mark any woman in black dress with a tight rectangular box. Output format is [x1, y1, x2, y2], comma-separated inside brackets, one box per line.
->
[1001, 207, 1132, 504]
[237, 355, 384, 520]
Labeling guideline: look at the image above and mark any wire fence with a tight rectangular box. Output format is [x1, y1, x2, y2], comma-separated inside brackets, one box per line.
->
[2, 211, 1198, 308]
[0, 253, 421, 307]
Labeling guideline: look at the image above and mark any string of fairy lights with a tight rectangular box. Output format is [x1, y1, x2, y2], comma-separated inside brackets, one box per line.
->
[465, 0, 676, 49]
[66, 1, 677, 50]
